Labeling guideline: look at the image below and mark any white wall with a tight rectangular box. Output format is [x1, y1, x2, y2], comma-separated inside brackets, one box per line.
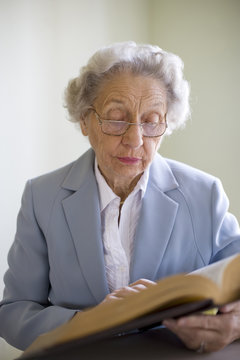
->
[150, 0, 240, 221]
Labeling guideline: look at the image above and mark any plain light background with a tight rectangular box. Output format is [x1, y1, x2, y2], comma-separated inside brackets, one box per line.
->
[0, 0, 239, 358]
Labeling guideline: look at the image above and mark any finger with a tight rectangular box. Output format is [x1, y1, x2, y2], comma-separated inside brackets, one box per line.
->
[131, 284, 148, 291]
[102, 294, 123, 303]
[112, 286, 139, 298]
[163, 319, 203, 350]
[163, 319, 227, 352]
[130, 279, 157, 288]
[219, 300, 240, 313]
[163, 317, 217, 334]
[164, 312, 240, 349]
[174, 314, 224, 331]
[174, 328, 226, 352]
[107, 295, 122, 300]
[103, 287, 138, 302]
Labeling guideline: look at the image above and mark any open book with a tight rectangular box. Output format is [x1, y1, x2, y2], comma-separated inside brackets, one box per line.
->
[20, 253, 240, 359]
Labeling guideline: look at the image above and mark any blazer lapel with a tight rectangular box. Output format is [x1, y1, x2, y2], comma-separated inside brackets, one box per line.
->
[130, 154, 179, 282]
[61, 149, 109, 304]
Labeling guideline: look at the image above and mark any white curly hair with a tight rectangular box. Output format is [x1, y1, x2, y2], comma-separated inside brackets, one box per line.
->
[64, 41, 190, 135]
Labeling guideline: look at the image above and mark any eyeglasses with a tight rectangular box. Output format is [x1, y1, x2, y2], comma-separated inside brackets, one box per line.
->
[91, 108, 167, 137]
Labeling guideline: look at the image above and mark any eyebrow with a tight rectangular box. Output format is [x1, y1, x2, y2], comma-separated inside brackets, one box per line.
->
[104, 99, 164, 109]
[103, 99, 125, 108]
[151, 102, 165, 108]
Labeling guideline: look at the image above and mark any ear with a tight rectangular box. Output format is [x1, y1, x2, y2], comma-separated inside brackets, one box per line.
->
[80, 118, 89, 136]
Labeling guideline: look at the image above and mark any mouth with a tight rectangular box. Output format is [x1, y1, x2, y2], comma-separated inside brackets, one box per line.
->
[117, 157, 141, 164]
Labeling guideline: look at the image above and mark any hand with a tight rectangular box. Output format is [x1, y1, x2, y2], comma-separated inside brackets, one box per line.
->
[102, 278, 157, 304]
[163, 300, 240, 353]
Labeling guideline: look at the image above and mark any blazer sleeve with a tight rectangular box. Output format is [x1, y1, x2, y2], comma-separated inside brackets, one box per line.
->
[0, 181, 77, 350]
[210, 178, 240, 262]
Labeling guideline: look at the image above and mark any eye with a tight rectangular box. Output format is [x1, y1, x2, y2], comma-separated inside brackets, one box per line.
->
[105, 109, 127, 121]
[143, 112, 161, 124]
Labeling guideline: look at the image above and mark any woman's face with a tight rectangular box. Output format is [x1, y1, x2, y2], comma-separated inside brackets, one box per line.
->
[81, 72, 167, 189]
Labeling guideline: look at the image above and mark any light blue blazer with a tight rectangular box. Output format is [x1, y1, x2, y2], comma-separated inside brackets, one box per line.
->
[1, 149, 240, 350]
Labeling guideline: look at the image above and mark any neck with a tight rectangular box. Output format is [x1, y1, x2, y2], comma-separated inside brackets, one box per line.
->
[98, 167, 143, 202]
[111, 176, 141, 202]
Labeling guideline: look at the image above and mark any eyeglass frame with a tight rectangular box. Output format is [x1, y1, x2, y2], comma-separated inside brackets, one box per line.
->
[89, 107, 168, 138]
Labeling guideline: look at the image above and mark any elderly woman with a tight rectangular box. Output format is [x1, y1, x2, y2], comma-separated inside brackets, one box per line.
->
[1, 42, 240, 353]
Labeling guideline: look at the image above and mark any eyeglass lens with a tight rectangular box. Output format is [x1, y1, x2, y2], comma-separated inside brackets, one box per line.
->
[101, 120, 166, 137]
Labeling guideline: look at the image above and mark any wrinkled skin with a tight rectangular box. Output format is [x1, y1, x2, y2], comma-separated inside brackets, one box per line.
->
[163, 301, 240, 352]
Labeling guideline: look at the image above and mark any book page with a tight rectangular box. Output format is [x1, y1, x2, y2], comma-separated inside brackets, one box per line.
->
[189, 254, 239, 287]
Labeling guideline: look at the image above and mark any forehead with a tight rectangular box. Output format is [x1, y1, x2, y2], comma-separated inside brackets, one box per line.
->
[94, 72, 167, 111]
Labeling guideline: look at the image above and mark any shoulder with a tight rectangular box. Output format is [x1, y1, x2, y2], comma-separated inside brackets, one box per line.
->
[30, 148, 94, 192]
[30, 160, 75, 200]
[151, 154, 226, 207]
[151, 153, 220, 195]
[22, 149, 95, 230]
[165, 157, 217, 187]
[161, 156, 228, 211]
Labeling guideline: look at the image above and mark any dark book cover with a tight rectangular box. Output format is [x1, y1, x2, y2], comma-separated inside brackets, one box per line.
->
[19, 299, 213, 360]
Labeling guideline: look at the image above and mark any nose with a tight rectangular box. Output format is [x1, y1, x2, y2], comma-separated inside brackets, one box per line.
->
[122, 123, 143, 148]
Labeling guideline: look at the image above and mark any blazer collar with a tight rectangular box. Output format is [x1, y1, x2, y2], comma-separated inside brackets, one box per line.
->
[61, 148, 95, 191]
[149, 152, 179, 193]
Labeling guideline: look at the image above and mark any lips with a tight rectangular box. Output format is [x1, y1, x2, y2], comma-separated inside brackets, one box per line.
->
[117, 157, 141, 164]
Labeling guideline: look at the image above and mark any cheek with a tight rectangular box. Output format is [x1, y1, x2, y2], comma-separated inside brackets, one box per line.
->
[100, 140, 123, 161]
[144, 139, 161, 159]
[89, 131, 121, 158]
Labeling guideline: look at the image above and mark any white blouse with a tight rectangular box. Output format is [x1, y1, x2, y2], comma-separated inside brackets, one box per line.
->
[94, 159, 149, 292]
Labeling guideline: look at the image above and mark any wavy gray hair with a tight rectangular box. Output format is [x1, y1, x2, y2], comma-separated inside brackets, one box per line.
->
[64, 41, 190, 135]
